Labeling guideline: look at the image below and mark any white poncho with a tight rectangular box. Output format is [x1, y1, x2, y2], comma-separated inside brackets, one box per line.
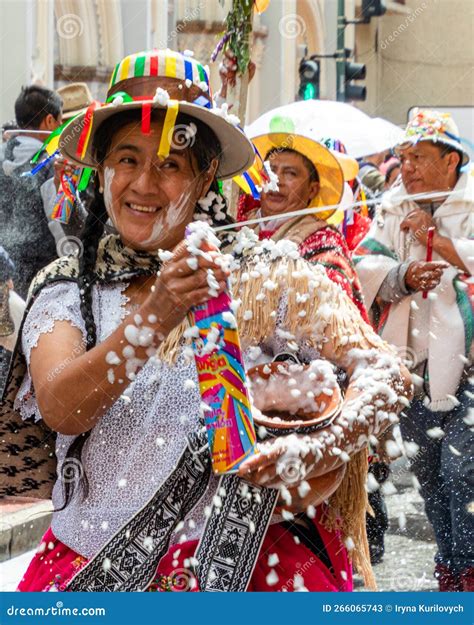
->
[354, 171, 473, 411]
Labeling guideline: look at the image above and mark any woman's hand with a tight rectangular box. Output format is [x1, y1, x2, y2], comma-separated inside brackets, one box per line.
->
[142, 241, 230, 337]
[275, 465, 346, 515]
[237, 434, 317, 489]
[237, 437, 288, 487]
[247, 360, 337, 418]
[32, 239, 229, 436]
[237, 436, 346, 515]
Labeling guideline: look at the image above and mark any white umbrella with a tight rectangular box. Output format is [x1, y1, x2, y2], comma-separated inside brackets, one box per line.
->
[246, 100, 405, 159]
[368, 117, 405, 157]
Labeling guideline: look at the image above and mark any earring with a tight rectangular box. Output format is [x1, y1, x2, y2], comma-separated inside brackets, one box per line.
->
[99, 186, 104, 193]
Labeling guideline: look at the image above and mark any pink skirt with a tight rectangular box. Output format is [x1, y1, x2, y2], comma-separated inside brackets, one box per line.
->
[18, 510, 352, 592]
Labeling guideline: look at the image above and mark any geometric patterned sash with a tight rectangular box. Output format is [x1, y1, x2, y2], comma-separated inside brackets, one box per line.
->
[65, 431, 211, 591]
[65, 430, 278, 592]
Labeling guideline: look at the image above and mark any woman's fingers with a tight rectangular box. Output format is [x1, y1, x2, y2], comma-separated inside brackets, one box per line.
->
[237, 443, 286, 477]
[165, 248, 229, 279]
[177, 284, 227, 309]
[166, 267, 228, 294]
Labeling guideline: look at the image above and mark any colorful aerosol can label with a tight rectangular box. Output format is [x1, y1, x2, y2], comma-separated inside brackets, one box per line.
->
[188, 289, 258, 474]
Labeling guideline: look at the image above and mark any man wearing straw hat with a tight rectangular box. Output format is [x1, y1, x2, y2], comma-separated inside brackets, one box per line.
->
[240, 113, 367, 322]
[354, 109, 473, 591]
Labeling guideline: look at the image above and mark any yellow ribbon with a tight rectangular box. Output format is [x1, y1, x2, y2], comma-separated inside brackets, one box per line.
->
[157, 100, 179, 160]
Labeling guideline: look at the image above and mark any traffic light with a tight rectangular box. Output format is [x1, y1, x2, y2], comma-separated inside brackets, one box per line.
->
[298, 58, 320, 100]
[361, 0, 386, 21]
[344, 60, 366, 101]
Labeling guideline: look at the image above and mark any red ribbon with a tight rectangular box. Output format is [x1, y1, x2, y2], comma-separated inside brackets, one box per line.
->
[76, 100, 101, 158]
[141, 102, 152, 134]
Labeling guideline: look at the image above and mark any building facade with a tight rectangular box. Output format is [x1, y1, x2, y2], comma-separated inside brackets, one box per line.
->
[1, 0, 472, 128]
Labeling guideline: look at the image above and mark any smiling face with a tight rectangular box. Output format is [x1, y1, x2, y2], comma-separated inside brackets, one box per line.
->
[97, 118, 216, 252]
[259, 150, 320, 217]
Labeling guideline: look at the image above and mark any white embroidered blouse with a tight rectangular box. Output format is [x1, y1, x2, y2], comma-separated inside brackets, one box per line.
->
[15, 271, 332, 559]
[15, 281, 224, 559]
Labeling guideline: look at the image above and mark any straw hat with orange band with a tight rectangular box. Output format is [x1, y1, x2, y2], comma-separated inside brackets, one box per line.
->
[248, 113, 359, 221]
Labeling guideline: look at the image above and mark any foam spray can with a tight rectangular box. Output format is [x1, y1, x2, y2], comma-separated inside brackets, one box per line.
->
[185, 224, 258, 473]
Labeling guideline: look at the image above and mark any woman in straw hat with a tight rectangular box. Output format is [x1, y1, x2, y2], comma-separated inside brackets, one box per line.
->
[239, 117, 368, 322]
[2, 50, 411, 592]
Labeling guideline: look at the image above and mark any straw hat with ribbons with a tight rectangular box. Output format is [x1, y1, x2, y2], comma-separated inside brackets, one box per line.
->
[59, 49, 255, 180]
[248, 113, 359, 221]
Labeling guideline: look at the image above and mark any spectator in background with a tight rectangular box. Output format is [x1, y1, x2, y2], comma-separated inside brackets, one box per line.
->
[354, 110, 473, 591]
[0, 247, 25, 393]
[358, 151, 388, 196]
[380, 156, 401, 190]
[0, 85, 62, 298]
[1, 121, 18, 159]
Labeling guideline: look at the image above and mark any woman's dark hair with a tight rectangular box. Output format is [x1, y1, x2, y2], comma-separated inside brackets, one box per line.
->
[59, 108, 233, 510]
[265, 147, 320, 183]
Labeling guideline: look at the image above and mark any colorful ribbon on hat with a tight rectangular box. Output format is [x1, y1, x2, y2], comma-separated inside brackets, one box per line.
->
[30, 117, 77, 164]
[233, 143, 270, 199]
[76, 101, 102, 161]
[27, 116, 75, 177]
[157, 100, 179, 160]
[105, 91, 181, 160]
[50, 167, 94, 224]
[51, 171, 78, 224]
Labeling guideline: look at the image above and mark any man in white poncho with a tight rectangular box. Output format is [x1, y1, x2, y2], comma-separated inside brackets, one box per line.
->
[354, 109, 473, 592]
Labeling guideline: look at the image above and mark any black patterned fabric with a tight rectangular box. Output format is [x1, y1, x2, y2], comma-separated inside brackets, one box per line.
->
[0, 234, 162, 500]
[0, 272, 78, 499]
[195, 474, 278, 592]
[66, 431, 212, 591]
[65, 434, 279, 593]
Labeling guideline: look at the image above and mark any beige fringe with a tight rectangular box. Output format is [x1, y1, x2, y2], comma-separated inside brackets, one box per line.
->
[323, 450, 377, 590]
[233, 255, 380, 356]
[233, 256, 381, 589]
[159, 255, 381, 587]
[157, 319, 189, 365]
